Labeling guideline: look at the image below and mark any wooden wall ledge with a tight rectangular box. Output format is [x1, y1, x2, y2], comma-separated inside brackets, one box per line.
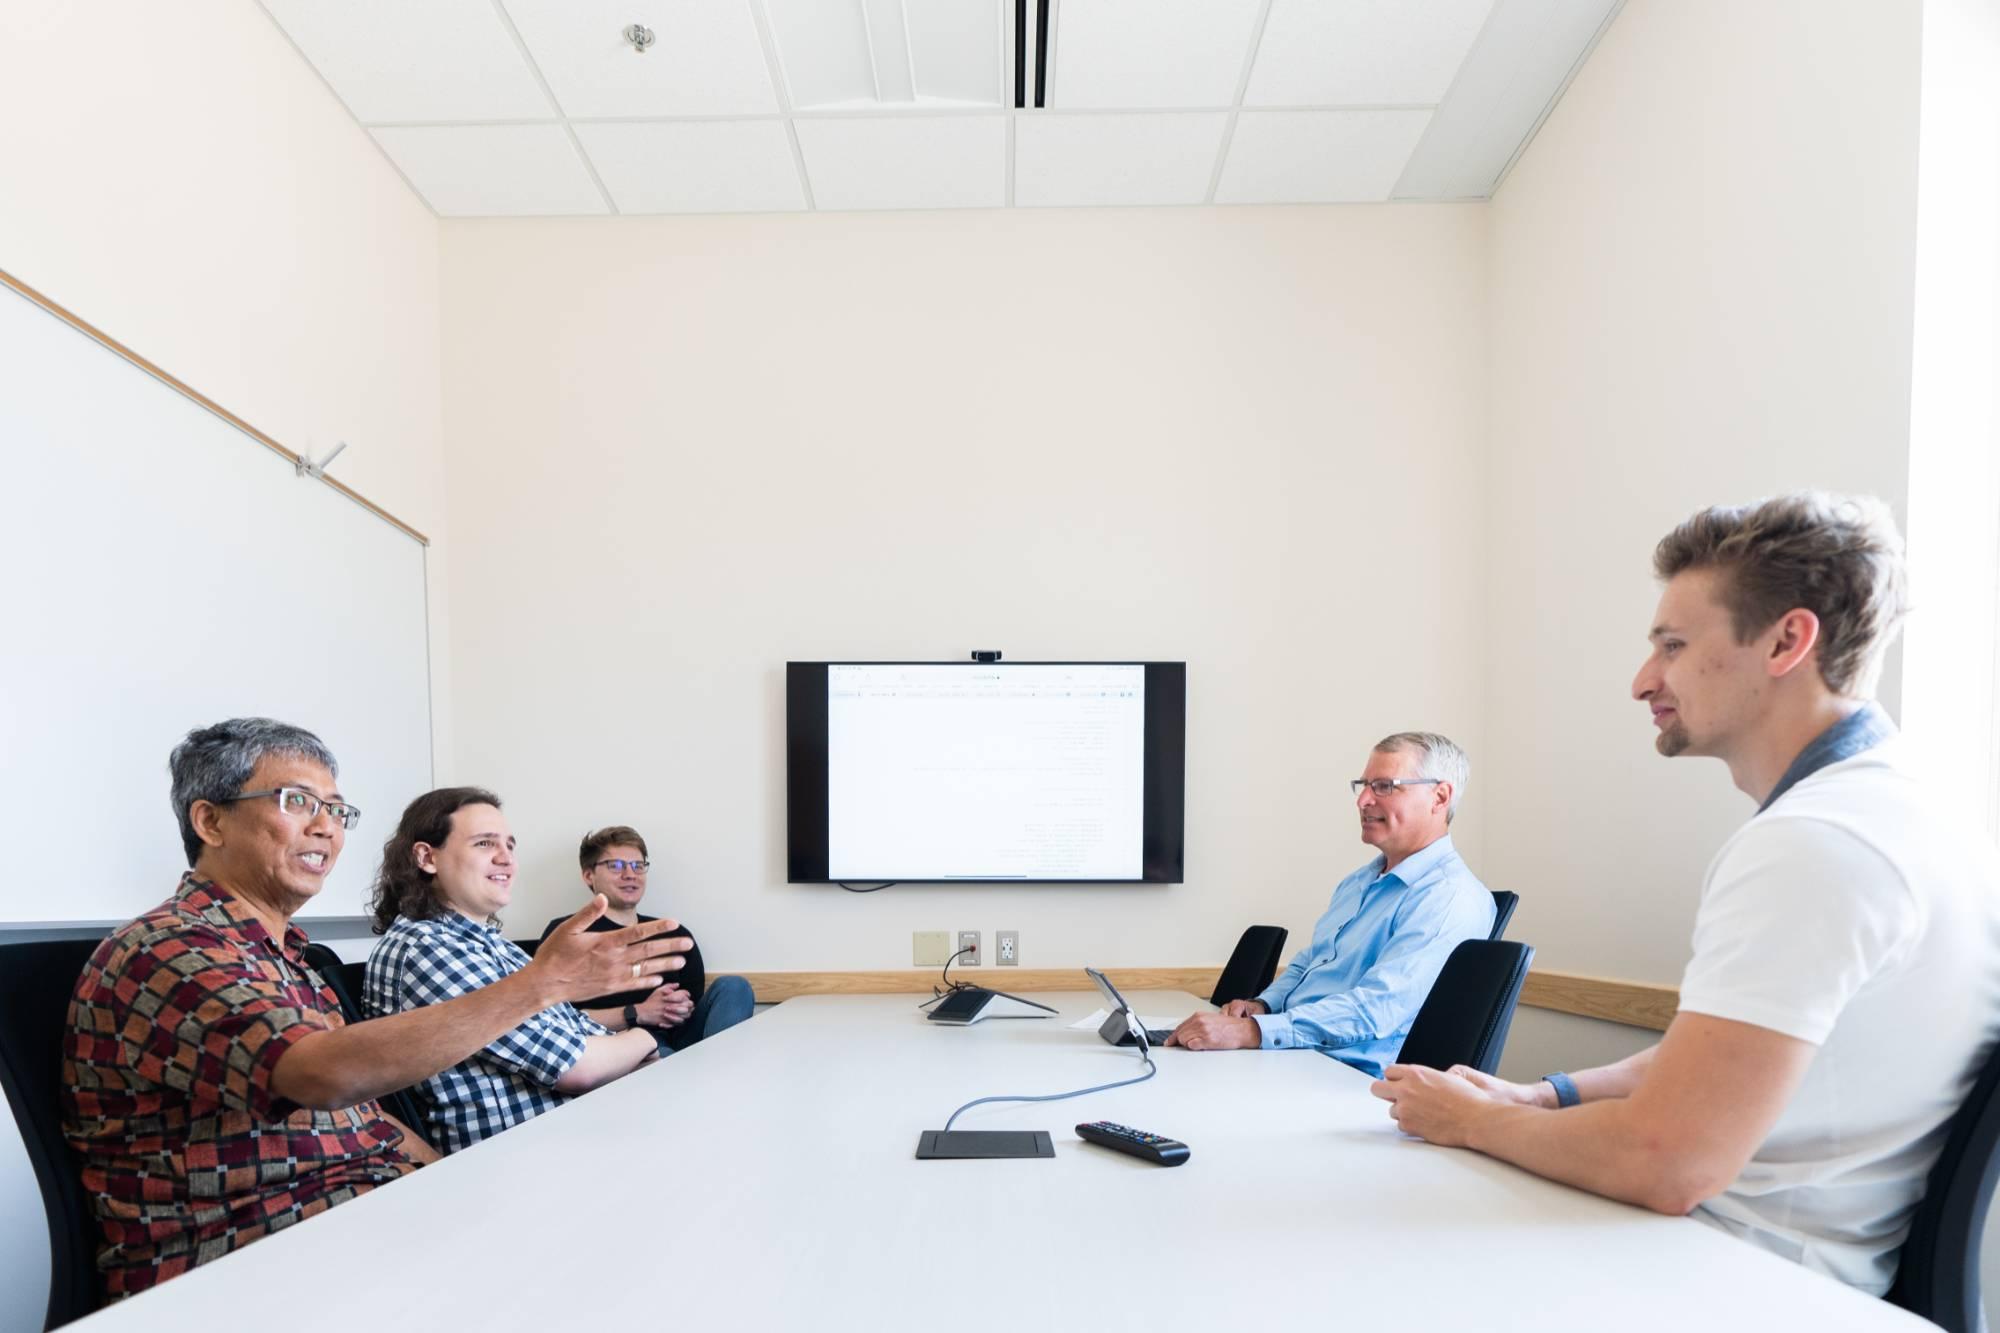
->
[732, 966, 1680, 1032]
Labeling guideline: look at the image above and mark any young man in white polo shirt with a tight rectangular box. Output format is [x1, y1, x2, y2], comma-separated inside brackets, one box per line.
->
[1370, 492, 2000, 1295]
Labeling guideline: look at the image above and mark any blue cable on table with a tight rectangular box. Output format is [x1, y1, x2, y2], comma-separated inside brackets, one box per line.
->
[941, 1052, 1157, 1132]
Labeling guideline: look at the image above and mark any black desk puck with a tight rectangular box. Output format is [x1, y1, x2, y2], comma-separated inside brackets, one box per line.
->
[915, 1130, 1054, 1159]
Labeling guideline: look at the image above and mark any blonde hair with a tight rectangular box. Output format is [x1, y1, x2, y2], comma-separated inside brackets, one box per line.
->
[1652, 492, 1908, 697]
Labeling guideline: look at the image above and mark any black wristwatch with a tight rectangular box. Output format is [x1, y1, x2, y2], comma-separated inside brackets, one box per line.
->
[621, 1003, 639, 1030]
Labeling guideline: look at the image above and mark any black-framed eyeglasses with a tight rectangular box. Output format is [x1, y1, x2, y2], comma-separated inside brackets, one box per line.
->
[593, 858, 650, 873]
[223, 787, 362, 829]
[1350, 778, 1442, 798]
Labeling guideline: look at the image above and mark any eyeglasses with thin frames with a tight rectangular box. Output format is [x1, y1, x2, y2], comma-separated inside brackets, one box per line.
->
[222, 787, 362, 829]
[593, 858, 650, 874]
[1349, 778, 1442, 798]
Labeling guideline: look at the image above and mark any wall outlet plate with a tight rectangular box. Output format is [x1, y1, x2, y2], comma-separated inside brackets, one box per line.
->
[913, 931, 952, 967]
[996, 930, 1019, 966]
[957, 930, 981, 966]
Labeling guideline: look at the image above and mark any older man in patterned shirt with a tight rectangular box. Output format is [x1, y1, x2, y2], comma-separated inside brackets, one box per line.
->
[62, 718, 690, 1298]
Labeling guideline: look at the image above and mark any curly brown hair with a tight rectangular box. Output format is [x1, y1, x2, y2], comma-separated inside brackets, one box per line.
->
[370, 787, 504, 934]
[1653, 493, 1908, 698]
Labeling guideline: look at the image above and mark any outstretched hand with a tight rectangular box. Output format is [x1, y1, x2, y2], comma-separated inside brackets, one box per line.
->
[528, 896, 690, 1005]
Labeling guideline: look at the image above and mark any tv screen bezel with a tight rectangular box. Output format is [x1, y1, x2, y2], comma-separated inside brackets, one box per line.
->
[786, 660, 1185, 885]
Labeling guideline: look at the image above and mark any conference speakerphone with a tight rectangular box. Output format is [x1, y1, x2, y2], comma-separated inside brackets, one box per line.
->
[925, 986, 1058, 1024]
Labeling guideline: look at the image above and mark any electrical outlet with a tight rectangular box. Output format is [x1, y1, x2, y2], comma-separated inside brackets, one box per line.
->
[957, 930, 981, 966]
[913, 931, 952, 967]
[996, 930, 1019, 966]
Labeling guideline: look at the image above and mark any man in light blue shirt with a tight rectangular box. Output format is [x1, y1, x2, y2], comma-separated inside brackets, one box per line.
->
[1166, 732, 1494, 1075]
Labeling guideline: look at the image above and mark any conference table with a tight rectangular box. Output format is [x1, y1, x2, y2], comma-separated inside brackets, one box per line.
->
[76, 990, 1927, 1331]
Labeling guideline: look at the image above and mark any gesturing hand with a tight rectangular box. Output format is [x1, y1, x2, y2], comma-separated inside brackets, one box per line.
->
[528, 896, 690, 1004]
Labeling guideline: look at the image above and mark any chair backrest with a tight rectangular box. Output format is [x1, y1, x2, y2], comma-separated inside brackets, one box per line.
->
[1394, 939, 1535, 1076]
[297, 944, 429, 1140]
[1488, 891, 1519, 941]
[0, 938, 107, 1329]
[1209, 926, 1289, 1007]
[1886, 1035, 2000, 1332]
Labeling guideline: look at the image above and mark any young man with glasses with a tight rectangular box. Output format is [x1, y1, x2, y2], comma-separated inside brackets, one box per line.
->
[1166, 732, 1495, 1074]
[1371, 494, 2000, 1296]
[538, 826, 756, 1052]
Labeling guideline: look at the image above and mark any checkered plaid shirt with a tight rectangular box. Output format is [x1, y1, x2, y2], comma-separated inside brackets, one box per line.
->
[63, 875, 419, 1298]
[365, 911, 608, 1154]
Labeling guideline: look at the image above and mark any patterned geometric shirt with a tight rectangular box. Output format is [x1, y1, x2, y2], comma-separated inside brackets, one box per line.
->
[365, 911, 609, 1154]
[62, 874, 420, 1299]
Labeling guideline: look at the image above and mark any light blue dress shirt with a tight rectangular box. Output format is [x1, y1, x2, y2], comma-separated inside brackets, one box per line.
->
[1253, 834, 1495, 1077]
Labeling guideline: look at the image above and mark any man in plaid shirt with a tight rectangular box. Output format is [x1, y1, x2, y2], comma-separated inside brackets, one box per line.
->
[62, 718, 690, 1298]
[364, 788, 666, 1153]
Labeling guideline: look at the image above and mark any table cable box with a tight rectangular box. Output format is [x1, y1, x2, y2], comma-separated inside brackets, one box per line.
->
[925, 987, 1057, 1024]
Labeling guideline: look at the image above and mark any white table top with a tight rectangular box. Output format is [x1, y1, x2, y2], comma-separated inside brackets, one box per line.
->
[77, 991, 1927, 1331]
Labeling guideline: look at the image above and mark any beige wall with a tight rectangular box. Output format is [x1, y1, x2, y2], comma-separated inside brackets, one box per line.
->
[0, 7, 445, 1328]
[1478, 0, 1923, 984]
[438, 205, 1488, 968]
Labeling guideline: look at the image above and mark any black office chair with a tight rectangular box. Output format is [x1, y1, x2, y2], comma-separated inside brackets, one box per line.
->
[297, 945, 429, 1138]
[0, 938, 107, 1330]
[511, 937, 541, 959]
[1886, 1036, 2000, 1332]
[1209, 926, 1289, 1007]
[1488, 891, 1519, 941]
[1394, 939, 1535, 1075]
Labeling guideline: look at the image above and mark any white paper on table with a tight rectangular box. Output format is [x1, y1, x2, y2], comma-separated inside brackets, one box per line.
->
[1068, 1007, 1181, 1033]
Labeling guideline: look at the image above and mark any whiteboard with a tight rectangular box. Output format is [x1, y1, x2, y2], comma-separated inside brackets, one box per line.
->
[0, 279, 433, 924]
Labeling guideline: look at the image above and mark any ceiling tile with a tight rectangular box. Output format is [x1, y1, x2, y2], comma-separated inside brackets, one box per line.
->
[1246, 0, 1495, 107]
[502, 0, 779, 118]
[905, 0, 1008, 106]
[1050, 0, 1264, 109]
[767, 0, 1006, 110]
[575, 121, 806, 214]
[372, 124, 608, 216]
[795, 116, 1007, 211]
[1393, 0, 1623, 199]
[763, 0, 876, 109]
[1215, 109, 1433, 204]
[260, 0, 551, 123]
[1015, 113, 1229, 207]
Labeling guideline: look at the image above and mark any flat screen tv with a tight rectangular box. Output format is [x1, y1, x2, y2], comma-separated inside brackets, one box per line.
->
[787, 661, 1185, 884]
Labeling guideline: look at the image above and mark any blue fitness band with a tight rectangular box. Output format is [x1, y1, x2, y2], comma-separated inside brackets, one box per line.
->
[1542, 1072, 1581, 1108]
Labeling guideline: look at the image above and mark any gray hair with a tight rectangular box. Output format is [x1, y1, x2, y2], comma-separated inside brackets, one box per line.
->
[1373, 731, 1469, 824]
[169, 718, 338, 866]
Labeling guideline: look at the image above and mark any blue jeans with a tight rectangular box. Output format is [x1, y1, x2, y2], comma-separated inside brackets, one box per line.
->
[663, 975, 755, 1052]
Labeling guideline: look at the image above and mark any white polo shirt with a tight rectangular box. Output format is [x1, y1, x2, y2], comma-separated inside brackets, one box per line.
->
[1680, 736, 2000, 1293]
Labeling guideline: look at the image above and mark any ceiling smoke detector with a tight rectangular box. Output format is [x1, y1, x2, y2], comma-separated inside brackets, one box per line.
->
[621, 23, 655, 54]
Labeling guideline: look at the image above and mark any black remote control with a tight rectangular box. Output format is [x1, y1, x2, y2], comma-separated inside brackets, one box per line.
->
[1075, 1121, 1190, 1166]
